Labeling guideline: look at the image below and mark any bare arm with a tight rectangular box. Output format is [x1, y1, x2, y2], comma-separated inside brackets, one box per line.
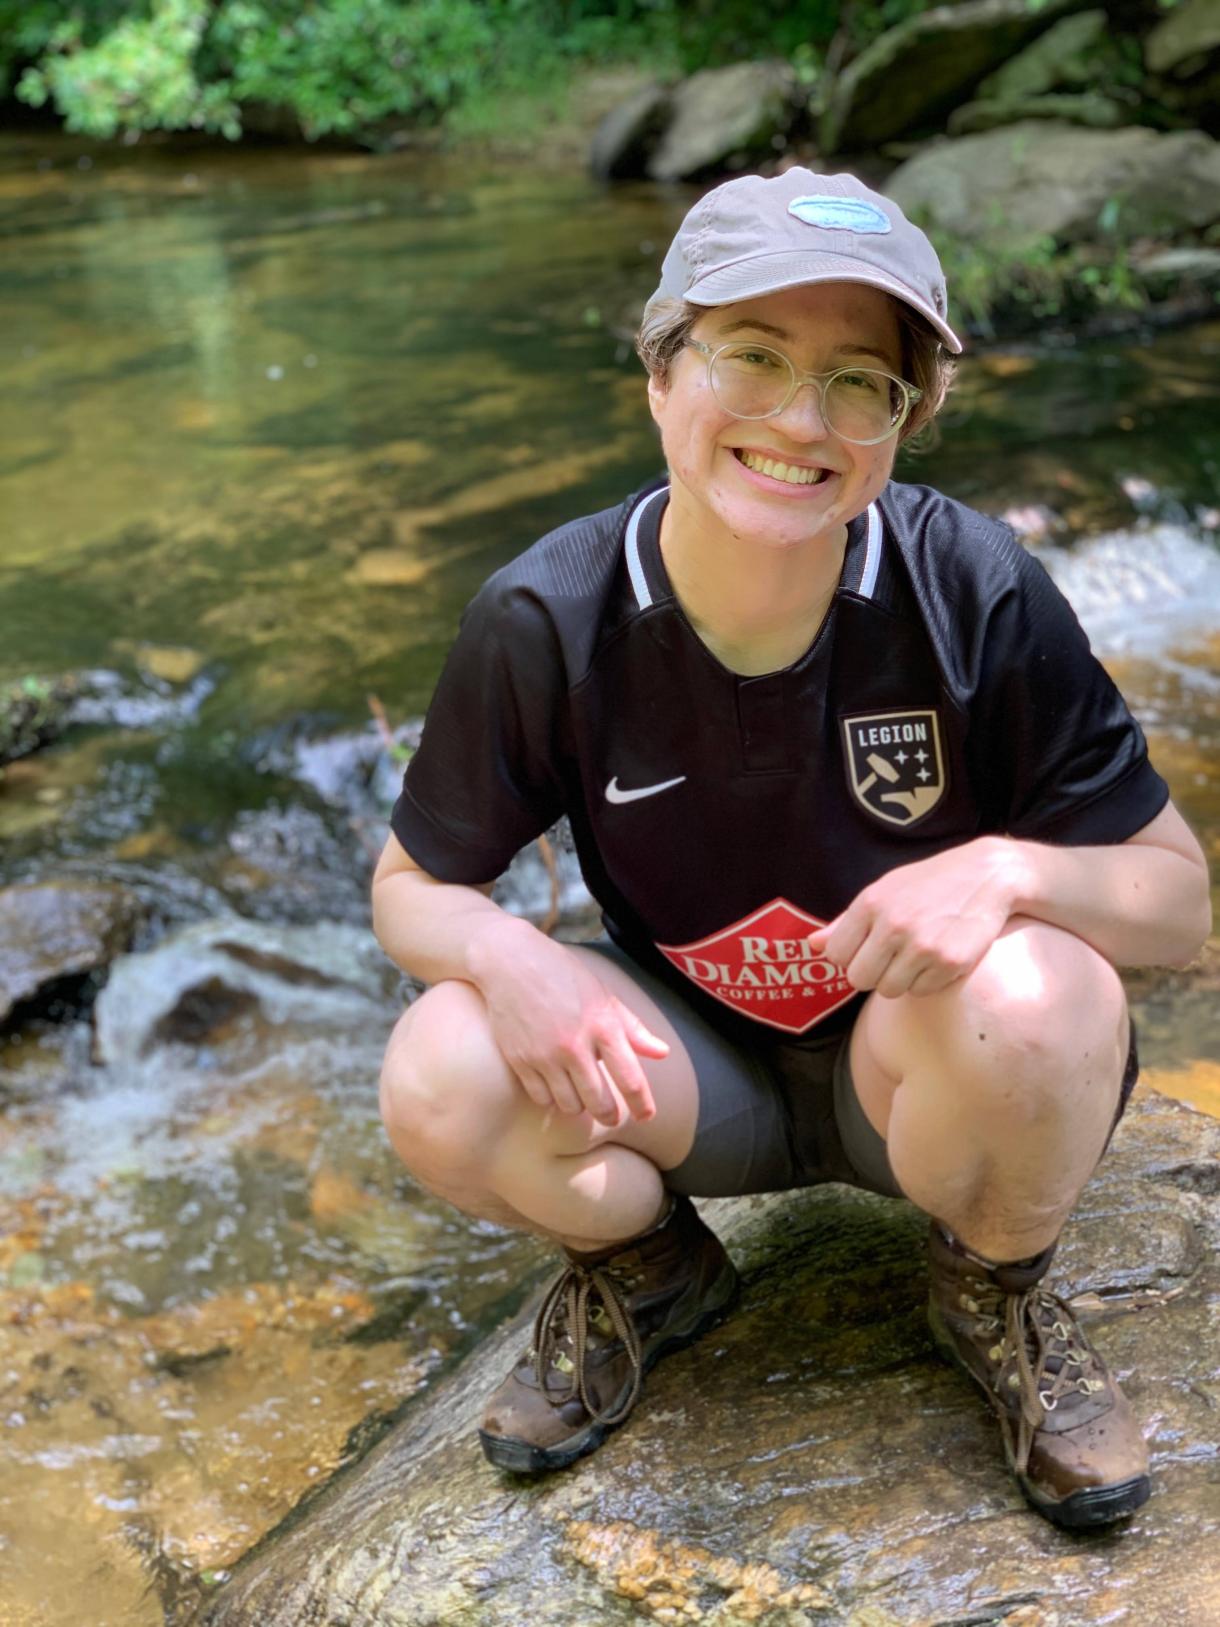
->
[1000, 800, 1211, 969]
[807, 800, 1211, 998]
[371, 833, 665, 1122]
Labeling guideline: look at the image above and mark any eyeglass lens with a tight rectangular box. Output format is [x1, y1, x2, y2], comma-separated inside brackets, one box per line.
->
[711, 344, 906, 441]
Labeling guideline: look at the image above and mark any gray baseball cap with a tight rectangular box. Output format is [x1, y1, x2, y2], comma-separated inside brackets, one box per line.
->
[644, 168, 963, 355]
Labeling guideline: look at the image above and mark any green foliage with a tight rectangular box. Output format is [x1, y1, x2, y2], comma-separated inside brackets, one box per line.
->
[15, 0, 239, 139]
[931, 227, 1147, 339]
[209, 0, 499, 137]
[0, 0, 942, 143]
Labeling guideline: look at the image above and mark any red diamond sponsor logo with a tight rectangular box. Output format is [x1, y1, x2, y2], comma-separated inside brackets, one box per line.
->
[656, 898, 856, 1035]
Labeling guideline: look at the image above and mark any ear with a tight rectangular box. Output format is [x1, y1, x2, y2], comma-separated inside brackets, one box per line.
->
[646, 369, 668, 429]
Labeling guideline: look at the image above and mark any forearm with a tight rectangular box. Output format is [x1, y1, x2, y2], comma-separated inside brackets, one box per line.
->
[990, 834, 1211, 969]
[371, 868, 545, 991]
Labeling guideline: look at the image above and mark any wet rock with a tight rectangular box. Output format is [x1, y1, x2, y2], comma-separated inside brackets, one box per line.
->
[645, 62, 797, 183]
[820, 0, 1084, 154]
[947, 91, 1125, 135]
[0, 675, 75, 767]
[289, 721, 420, 824]
[0, 879, 143, 1026]
[219, 802, 374, 925]
[590, 81, 672, 181]
[92, 916, 408, 1067]
[888, 122, 1220, 249]
[196, 1092, 1219, 1627]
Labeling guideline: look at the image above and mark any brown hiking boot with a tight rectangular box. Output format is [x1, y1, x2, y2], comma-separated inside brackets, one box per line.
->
[927, 1224, 1151, 1528]
[478, 1194, 738, 1474]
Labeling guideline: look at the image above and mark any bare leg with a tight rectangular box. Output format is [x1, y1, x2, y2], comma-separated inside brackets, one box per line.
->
[378, 946, 701, 1250]
[847, 917, 1127, 1260]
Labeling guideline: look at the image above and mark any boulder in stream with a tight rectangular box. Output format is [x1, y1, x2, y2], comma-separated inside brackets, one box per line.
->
[887, 122, 1220, 248]
[644, 62, 797, 183]
[590, 81, 673, 181]
[195, 1090, 1219, 1626]
[92, 916, 411, 1067]
[0, 675, 76, 767]
[974, 8, 1110, 101]
[820, 0, 1086, 154]
[1145, 0, 1220, 133]
[0, 879, 143, 1026]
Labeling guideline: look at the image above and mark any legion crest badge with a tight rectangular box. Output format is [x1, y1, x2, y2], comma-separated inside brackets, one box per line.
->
[842, 709, 946, 827]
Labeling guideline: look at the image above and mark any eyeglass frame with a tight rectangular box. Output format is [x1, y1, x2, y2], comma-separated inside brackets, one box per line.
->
[685, 337, 923, 445]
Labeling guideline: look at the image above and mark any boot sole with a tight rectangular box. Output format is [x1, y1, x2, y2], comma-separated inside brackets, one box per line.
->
[479, 1261, 740, 1475]
[928, 1304, 1151, 1530]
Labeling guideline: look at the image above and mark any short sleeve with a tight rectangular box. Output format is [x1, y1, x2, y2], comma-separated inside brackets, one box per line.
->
[389, 581, 566, 884]
[971, 546, 1168, 844]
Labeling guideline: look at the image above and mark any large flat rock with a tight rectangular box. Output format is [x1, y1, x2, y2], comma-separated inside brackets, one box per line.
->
[195, 1091, 1219, 1626]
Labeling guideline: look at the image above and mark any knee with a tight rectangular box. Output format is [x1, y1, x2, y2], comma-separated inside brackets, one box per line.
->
[378, 981, 515, 1167]
[886, 919, 1125, 1122]
[959, 918, 1124, 1061]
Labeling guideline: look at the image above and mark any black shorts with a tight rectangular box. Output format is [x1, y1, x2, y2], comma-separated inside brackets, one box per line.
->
[585, 939, 1139, 1203]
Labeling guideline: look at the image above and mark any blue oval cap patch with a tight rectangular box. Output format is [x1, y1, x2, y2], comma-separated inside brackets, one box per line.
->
[788, 196, 892, 235]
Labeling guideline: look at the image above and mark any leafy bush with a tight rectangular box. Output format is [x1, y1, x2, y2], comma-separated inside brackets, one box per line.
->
[0, 0, 935, 142]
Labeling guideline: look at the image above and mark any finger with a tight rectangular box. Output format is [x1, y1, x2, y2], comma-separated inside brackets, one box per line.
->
[513, 1063, 556, 1111]
[804, 916, 838, 953]
[874, 949, 927, 1000]
[615, 1000, 670, 1060]
[538, 1063, 584, 1117]
[844, 928, 903, 992]
[812, 909, 870, 971]
[568, 1053, 619, 1126]
[906, 964, 957, 998]
[598, 1031, 658, 1121]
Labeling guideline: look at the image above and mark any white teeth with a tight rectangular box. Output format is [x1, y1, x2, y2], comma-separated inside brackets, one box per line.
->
[737, 449, 828, 485]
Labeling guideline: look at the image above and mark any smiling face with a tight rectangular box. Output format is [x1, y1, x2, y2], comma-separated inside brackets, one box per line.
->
[647, 282, 905, 555]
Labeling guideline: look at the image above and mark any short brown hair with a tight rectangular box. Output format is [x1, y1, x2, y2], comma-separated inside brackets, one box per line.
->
[635, 294, 956, 447]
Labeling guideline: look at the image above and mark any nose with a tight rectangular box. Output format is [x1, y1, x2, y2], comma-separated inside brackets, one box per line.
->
[772, 379, 832, 440]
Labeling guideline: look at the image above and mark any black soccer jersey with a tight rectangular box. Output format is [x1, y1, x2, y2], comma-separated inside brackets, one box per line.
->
[391, 478, 1168, 1042]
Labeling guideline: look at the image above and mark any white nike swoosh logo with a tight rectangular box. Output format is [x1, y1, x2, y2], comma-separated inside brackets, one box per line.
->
[605, 774, 687, 805]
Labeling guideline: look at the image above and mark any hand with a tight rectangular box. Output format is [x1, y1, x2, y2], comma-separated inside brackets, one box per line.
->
[469, 919, 667, 1125]
[806, 838, 1022, 999]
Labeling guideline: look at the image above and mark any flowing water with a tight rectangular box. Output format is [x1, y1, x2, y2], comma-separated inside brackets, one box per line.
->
[0, 132, 1217, 1625]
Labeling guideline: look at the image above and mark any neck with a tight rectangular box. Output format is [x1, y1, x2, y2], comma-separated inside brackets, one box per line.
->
[659, 488, 851, 676]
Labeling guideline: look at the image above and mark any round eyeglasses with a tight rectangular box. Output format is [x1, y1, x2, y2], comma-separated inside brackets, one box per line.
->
[686, 338, 922, 445]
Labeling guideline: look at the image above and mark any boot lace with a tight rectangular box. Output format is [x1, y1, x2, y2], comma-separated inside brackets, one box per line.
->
[532, 1260, 644, 1427]
[963, 1277, 1108, 1473]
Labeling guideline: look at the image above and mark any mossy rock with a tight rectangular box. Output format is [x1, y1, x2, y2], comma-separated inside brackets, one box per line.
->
[0, 676, 75, 768]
